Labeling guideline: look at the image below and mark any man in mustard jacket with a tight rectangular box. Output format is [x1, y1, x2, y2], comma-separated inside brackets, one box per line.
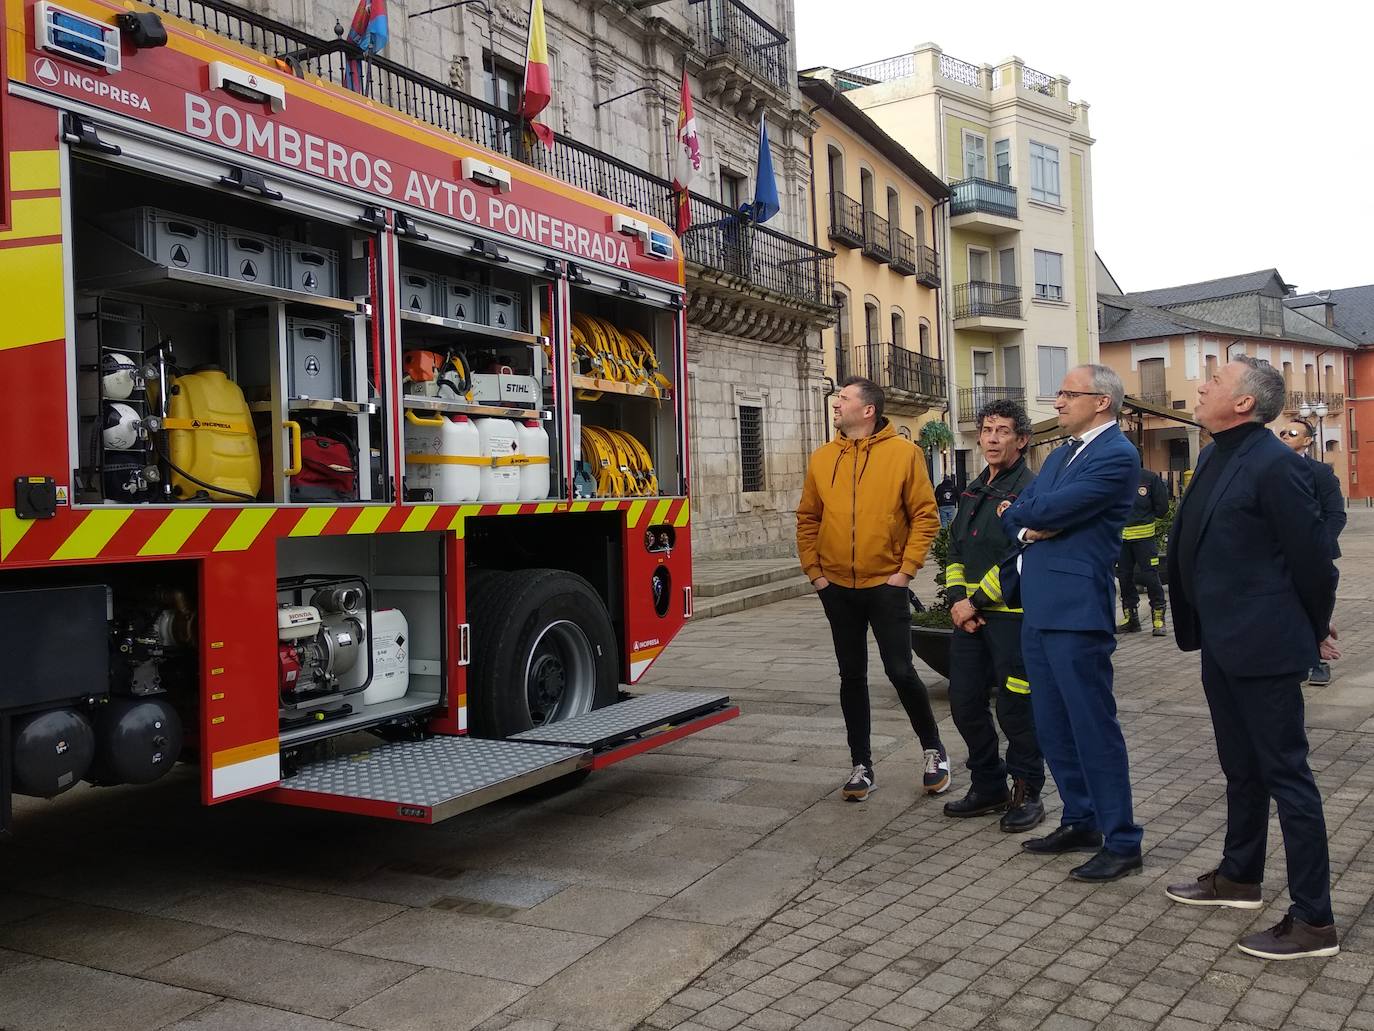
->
[797, 376, 948, 802]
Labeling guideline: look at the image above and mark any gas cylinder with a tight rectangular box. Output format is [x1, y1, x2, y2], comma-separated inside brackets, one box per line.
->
[476, 418, 521, 503]
[405, 412, 480, 502]
[515, 419, 551, 500]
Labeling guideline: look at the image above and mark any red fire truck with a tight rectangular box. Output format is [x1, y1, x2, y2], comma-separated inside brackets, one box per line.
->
[0, 0, 735, 832]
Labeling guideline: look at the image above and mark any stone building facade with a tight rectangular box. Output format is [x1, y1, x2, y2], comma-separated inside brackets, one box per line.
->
[252, 0, 836, 557]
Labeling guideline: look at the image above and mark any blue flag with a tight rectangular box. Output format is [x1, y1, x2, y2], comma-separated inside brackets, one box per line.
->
[751, 112, 780, 224]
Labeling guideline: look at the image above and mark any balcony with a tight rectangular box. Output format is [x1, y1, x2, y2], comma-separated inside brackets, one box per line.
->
[863, 211, 892, 264]
[138, 0, 834, 334]
[829, 192, 864, 249]
[949, 177, 1019, 233]
[957, 386, 1027, 424]
[1134, 391, 1173, 410]
[691, 0, 789, 107]
[916, 245, 941, 288]
[953, 282, 1022, 331]
[1285, 391, 1345, 414]
[853, 344, 946, 408]
[889, 228, 916, 276]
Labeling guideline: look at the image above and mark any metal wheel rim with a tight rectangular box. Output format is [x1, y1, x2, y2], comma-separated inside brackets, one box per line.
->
[524, 619, 597, 726]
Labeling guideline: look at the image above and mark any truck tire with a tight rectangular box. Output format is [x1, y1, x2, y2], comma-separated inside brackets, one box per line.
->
[467, 569, 619, 738]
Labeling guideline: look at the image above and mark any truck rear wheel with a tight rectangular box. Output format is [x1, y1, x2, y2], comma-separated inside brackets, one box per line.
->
[467, 569, 618, 738]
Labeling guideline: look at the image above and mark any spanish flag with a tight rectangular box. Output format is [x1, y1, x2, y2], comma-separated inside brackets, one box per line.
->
[519, 0, 554, 149]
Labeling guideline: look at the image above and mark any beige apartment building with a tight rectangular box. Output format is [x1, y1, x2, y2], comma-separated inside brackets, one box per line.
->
[798, 76, 950, 463]
[829, 45, 1098, 483]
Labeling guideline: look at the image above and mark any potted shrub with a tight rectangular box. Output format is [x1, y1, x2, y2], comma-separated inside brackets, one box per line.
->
[911, 525, 953, 679]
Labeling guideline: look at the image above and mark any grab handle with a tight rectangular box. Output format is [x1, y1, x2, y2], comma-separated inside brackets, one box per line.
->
[283, 420, 302, 476]
[405, 410, 446, 427]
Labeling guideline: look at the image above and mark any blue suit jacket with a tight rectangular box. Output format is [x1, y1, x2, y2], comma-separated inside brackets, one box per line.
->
[1168, 430, 1336, 676]
[1002, 423, 1139, 632]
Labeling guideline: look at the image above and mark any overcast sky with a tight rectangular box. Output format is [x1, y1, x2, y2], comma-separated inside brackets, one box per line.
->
[793, 0, 1373, 295]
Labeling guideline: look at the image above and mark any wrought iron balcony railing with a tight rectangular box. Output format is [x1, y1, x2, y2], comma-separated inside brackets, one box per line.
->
[1286, 391, 1345, 413]
[854, 344, 946, 402]
[954, 282, 1021, 320]
[690, 0, 789, 91]
[958, 386, 1026, 421]
[829, 192, 864, 249]
[949, 177, 1018, 219]
[139, 0, 833, 309]
[916, 245, 940, 288]
[889, 227, 916, 275]
[1134, 391, 1172, 409]
[862, 210, 892, 263]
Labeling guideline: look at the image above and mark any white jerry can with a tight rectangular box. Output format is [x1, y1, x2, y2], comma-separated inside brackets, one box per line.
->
[404, 412, 480, 503]
[360, 608, 410, 705]
[515, 419, 551, 500]
[476, 418, 521, 503]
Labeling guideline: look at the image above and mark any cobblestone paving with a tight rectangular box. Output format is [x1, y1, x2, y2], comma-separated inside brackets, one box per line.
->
[2, 516, 1373, 1031]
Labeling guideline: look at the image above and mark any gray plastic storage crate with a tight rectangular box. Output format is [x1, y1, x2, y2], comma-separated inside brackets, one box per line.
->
[285, 319, 343, 399]
[486, 288, 522, 332]
[399, 268, 442, 316]
[219, 228, 283, 287]
[100, 207, 216, 273]
[436, 277, 485, 324]
[281, 241, 339, 297]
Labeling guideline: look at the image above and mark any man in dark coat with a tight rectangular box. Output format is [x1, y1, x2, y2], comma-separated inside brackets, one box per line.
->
[1165, 357, 1340, 961]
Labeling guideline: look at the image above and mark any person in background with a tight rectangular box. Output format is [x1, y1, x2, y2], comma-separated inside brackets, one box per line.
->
[1166, 357, 1339, 960]
[1276, 417, 1346, 686]
[935, 475, 960, 529]
[1116, 464, 1170, 636]
[942, 399, 1045, 832]
[797, 376, 950, 803]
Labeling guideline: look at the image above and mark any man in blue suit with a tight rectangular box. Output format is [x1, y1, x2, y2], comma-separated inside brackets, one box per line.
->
[1164, 358, 1340, 961]
[1002, 364, 1143, 881]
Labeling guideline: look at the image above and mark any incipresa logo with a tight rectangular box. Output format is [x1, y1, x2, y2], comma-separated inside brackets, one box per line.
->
[34, 58, 59, 86]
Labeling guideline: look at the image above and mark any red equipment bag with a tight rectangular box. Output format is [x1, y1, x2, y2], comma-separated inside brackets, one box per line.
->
[295, 431, 357, 500]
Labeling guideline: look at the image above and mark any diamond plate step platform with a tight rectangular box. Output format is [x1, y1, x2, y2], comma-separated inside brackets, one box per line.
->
[265, 736, 588, 824]
[510, 691, 732, 750]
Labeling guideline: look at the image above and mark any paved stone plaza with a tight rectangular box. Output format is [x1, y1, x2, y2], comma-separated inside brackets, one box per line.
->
[2, 515, 1374, 1030]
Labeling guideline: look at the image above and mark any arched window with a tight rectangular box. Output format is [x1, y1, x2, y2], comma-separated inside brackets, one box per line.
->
[891, 308, 905, 348]
[919, 318, 931, 356]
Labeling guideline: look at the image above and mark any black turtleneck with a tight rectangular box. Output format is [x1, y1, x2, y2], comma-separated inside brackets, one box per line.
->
[1175, 421, 1266, 604]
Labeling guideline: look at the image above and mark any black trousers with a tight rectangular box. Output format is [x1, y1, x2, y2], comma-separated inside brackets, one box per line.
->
[818, 583, 942, 770]
[1201, 650, 1333, 926]
[948, 616, 1044, 795]
[1118, 537, 1165, 610]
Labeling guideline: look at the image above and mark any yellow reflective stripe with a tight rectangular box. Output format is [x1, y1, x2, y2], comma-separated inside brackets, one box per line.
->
[651, 499, 672, 524]
[215, 509, 275, 551]
[448, 504, 481, 535]
[0, 509, 36, 562]
[1005, 676, 1030, 695]
[290, 507, 337, 537]
[534, 502, 558, 514]
[0, 243, 64, 351]
[401, 506, 437, 532]
[1122, 523, 1156, 540]
[570, 501, 591, 512]
[626, 500, 648, 527]
[51, 510, 132, 560]
[976, 566, 1003, 605]
[497, 504, 523, 516]
[138, 509, 209, 556]
[674, 499, 691, 527]
[10, 150, 60, 191]
[946, 563, 965, 579]
[347, 508, 388, 535]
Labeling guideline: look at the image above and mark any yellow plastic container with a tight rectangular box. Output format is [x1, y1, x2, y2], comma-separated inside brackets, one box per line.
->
[166, 368, 261, 501]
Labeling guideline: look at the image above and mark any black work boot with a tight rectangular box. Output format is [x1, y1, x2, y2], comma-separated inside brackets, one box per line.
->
[1000, 778, 1046, 833]
[1151, 606, 1167, 637]
[942, 784, 1009, 818]
[1117, 606, 1140, 634]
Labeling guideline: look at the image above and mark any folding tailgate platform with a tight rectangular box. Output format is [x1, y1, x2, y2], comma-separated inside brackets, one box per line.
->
[266, 692, 737, 823]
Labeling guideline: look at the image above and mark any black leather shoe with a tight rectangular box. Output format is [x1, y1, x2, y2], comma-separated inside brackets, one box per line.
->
[1021, 824, 1104, 854]
[942, 786, 1009, 818]
[1000, 778, 1046, 833]
[1070, 847, 1143, 882]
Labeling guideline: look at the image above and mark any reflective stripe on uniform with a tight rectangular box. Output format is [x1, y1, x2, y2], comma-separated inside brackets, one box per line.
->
[1122, 522, 1156, 540]
[1005, 676, 1030, 695]
[945, 562, 967, 590]
[976, 566, 1002, 605]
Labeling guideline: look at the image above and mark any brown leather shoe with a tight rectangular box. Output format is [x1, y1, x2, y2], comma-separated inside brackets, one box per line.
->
[1238, 915, 1339, 960]
[1165, 870, 1263, 910]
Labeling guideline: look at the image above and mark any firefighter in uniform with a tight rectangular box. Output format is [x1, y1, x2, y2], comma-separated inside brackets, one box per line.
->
[943, 400, 1046, 831]
[1117, 465, 1170, 636]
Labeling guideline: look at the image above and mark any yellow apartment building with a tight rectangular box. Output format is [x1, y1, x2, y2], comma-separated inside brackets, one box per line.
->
[827, 45, 1098, 483]
[1098, 270, 1357, 496]
[798, 75, 951, 472]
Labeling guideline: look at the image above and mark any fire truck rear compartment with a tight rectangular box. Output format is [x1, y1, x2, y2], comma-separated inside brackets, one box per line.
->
[267, 691, 735, 823]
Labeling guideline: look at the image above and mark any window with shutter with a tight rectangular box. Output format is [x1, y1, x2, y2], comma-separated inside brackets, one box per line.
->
[1029, 142, 1060, 204]
[1038, 346, 1068, 398]
[1034, 250, 1063, 301]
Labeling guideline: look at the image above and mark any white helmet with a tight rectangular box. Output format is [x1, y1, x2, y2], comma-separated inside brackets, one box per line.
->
[101, 352, 138, 400]
[102, 403, 143, 450]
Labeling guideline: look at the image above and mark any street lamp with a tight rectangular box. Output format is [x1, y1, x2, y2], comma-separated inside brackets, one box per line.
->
[1299, 400, 1329, 459]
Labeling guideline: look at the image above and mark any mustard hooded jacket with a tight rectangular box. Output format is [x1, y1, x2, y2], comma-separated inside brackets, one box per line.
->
[796, 419, 940, 588]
